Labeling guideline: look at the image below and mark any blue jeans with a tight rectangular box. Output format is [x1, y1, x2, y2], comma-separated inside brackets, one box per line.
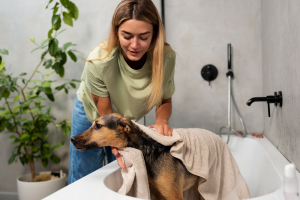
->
[68, 95, 116, 184]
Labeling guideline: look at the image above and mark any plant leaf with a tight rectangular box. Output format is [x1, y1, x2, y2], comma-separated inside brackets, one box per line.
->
[32, 87, 39, 94]
[44, 71, 55, 77]
[8, 154, 16, 164]
[0, 62, 5, 70]
[46, 106, 51, 114]
[43, 143, 51, 148]
[13, 105, 20, 112]
[55, 84, 65, 91]
[43, 59, 53, 69]
[51, 144, 62, 151]
[9, 135, 16, 139]
[56, 29, 66, 36]
[67, 50, 77, 62]
[46, 93, 55, 101]
[48, 28, 53, 39]
[62, 124, 70, 135]
[52, 16, 61, 30]
[52, 15, 60, 25]
[69, 83, 76, 88]
[19, 72, 27, 76]
[46, 0, 53, 9]
[64, 87, 68, 94]
[41, 49, 48, 59]
[0, 49, 9, 55]
[23, 110, 41, 114]
[60, 0, 69, 8]
[53, 6, 59, 15]
[20, 133, 29, 141]
[62, 12, 73, 27]
[50, 154, 60, 164]
[40, 37, 49, 46]
[42, 81, 52, 87]
[3, 89, 10, 98]
[41, 86, 53, 94]
[31, 146, 38, 153]
[48, 38, 59, 56]
[30, 46, 40, 53]
[34, 70, 41, 74]
[0, 110, 9, 116]
[29, 38, 35, 43]
[62, 42, 74, 52]
[14, 94, 21, 102]
[42, 158, 48, 168]
[68, 1, 79, 20]
[53, 62, 65, 77]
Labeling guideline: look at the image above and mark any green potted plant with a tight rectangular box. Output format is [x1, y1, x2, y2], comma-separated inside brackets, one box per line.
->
[0, 0, 80, 199]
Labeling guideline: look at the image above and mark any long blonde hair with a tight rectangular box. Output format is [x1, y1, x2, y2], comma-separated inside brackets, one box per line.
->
[87, 0, 174, 111]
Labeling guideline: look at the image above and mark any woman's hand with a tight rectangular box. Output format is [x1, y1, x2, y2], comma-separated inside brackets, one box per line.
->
[148, 119, 173, 136]
[112, 148, 126, 169]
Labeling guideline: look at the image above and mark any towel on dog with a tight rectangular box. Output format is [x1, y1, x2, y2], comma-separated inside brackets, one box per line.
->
[118, 122, 251, 200]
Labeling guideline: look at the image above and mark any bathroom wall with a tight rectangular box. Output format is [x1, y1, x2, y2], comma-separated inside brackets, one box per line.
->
[146, 1, 263, 135]
[261, 0, 300, 171]
[0, 0, 263, 193]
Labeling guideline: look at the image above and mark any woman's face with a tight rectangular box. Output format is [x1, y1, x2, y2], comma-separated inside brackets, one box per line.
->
[118, 19, 153, 61]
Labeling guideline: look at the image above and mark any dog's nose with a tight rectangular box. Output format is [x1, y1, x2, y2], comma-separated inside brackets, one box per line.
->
[71, 136, 78, 145]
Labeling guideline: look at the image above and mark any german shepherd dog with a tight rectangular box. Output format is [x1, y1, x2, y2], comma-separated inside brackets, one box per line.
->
[71, 113, 202, 200]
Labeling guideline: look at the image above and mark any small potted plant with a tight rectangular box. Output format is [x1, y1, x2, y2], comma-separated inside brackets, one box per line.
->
[0, 0, 80, 199]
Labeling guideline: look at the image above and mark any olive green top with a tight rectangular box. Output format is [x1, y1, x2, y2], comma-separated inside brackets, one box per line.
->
[76, 45, 176, 123]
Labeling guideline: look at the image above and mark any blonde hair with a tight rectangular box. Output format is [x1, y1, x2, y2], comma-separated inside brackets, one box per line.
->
[87, 0, 174, 111]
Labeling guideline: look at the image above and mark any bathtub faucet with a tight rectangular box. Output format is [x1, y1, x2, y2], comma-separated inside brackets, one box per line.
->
[246, 91, 283, 117]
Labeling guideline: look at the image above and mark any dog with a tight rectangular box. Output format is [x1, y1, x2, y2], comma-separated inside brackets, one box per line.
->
[71, 113, 202, 200]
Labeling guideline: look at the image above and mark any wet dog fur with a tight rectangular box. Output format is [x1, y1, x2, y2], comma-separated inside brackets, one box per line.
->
[71, 113, 202, 200]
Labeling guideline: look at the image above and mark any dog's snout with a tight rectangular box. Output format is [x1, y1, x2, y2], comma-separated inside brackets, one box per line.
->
[71, 136, 78, 145]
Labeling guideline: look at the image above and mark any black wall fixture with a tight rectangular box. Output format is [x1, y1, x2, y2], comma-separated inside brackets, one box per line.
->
[201, 64, 218, 86]
[246, 91, 283, 117]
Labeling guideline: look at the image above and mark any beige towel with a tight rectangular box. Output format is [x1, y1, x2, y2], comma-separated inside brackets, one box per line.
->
[118, 122, 251, 200]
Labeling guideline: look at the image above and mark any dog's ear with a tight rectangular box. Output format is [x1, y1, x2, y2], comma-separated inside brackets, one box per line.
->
[117, 117, 133, 133]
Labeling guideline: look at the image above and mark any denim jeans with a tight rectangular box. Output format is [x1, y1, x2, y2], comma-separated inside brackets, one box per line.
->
[68, 95, 116, 184]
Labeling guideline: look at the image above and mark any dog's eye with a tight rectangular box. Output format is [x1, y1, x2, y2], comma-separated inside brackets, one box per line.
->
[95, 123, 102, 130]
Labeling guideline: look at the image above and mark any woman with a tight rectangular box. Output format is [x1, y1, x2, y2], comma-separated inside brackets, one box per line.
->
[68, 0, 176, 184]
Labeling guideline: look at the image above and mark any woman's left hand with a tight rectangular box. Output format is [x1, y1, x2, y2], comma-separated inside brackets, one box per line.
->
[148, 120, 173, 136]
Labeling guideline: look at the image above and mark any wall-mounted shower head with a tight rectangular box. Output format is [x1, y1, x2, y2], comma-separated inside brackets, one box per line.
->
[228, 43, 231, 70]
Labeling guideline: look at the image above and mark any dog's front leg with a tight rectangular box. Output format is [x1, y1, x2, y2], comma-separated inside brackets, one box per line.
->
[148, 170, 185, 200]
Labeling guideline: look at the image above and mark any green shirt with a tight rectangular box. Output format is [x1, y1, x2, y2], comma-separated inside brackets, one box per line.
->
[76, 45, 176, 123]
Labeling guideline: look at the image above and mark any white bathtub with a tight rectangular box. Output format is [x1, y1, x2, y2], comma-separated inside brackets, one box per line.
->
[43, 135, 300, 200]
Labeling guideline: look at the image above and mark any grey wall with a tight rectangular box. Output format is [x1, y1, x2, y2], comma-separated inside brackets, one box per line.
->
[261, 0, 300, 171]
[147, 0, 263, 136]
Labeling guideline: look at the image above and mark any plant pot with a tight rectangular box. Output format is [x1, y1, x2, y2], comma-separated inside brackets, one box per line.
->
[17, 171, 67, 200]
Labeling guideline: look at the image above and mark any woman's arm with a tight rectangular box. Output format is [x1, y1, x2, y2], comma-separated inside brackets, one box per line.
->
[91, 93, 126, 169]
[91, 93, 113, 116]
[148, 97, 173, 136]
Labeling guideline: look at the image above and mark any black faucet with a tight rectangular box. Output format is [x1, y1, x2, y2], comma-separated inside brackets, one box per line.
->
[246, 91, 283, 117]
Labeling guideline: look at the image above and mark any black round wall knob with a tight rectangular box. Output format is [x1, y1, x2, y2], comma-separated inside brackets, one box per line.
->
[201, 64, 218, 85]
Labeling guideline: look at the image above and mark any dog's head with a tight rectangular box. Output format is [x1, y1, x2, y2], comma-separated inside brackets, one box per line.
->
[70, 113, 135, 151]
